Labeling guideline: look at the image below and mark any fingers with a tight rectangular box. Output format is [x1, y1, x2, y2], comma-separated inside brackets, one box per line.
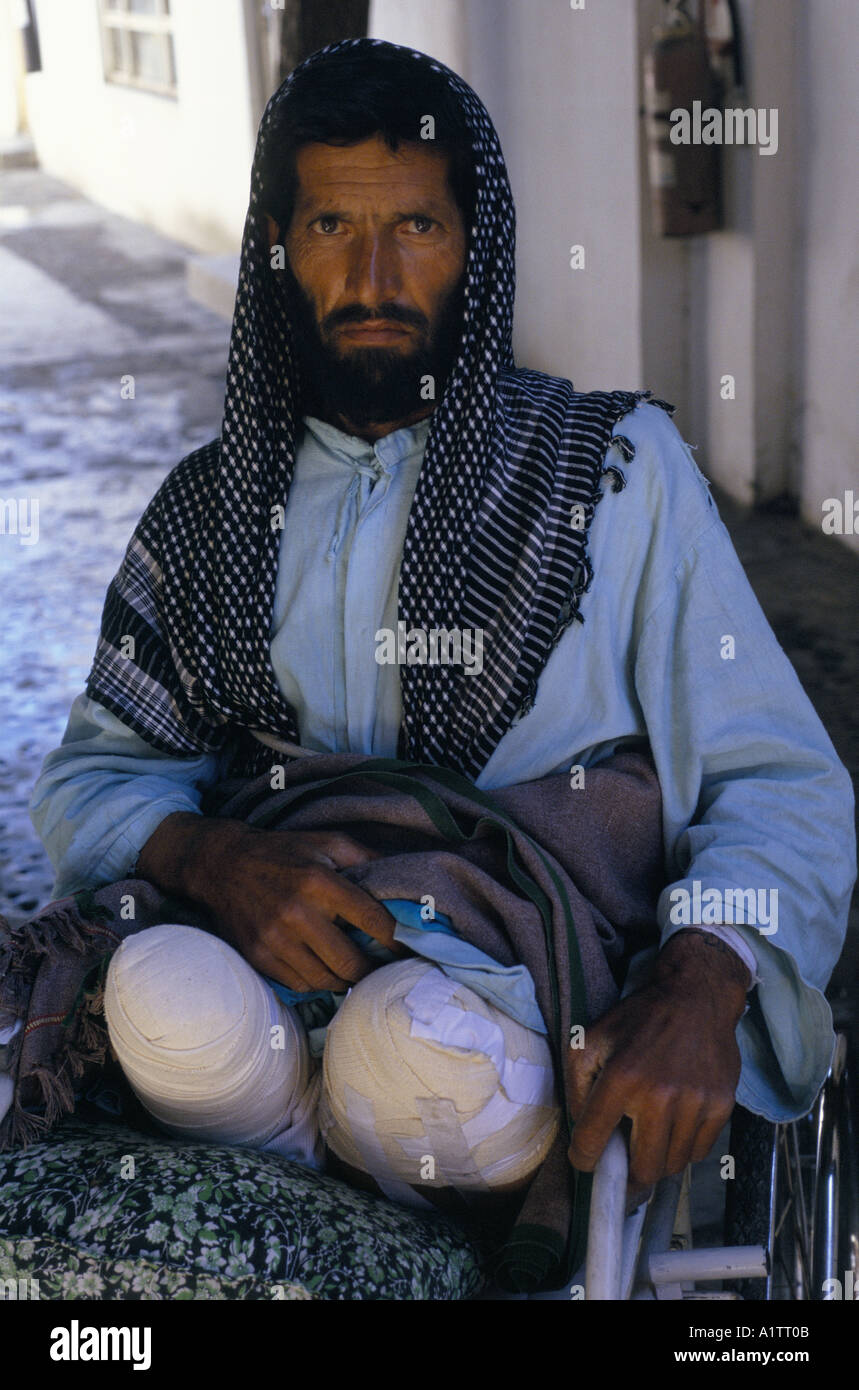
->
[255, 902, 374, 991]
[252, 948, 313, 994]
[567, 1066, 629, 1172]
[662, 1106, 704, 1180]
[565, 980, 742, 1185]
[314, 871, 398, 950]
[286, 941, 352, 993]
[634, 1090, 734, 1183]
[223, 832, 398, 989]
[689, 1098, 735, 1166]
[566, 1015, 625, 1167]
[268, 862, 396, 961]
[275, 860, 395, 950]
[628, 1091, 676, 1185]
[570, 1079, 689, 1185]
[567, 1043, 606, 1121]
[249, 931, 351, 994]
[571, 1078, 734, 1184]
[568, 1038, 734, 1184]
[289, 906, 374, 987]
[566, 1008, 623, 1118]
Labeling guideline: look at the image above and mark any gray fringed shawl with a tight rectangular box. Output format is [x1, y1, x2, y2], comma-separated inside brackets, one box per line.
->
[1, 749, 664, 1293]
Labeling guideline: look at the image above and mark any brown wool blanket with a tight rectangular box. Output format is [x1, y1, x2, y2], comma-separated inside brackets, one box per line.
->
[0, 750, 664, 1291]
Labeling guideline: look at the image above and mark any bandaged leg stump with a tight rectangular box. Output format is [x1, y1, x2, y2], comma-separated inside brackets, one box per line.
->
[319, 959, 560, 1210]
[104, 924, 321, 1166]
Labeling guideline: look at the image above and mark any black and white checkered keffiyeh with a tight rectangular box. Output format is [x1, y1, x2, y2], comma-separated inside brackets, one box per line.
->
[87, 38, 672, 782]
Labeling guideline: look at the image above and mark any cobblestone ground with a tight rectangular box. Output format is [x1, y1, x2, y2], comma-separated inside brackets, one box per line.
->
[1, 169, 856, 985]
[0, 168, 230, 922]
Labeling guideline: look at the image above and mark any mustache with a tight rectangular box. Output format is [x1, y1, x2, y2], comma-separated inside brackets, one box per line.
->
[323, 302, 428, 333]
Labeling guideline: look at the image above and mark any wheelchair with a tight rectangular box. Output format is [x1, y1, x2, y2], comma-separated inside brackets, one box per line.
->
[517, 1027, 858, 1301]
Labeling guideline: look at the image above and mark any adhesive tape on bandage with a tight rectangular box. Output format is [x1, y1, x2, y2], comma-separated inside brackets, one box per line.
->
[404, 972, 552, 1106]
[341, 1084, 436, 1210]
[319, 959, 560, 1205]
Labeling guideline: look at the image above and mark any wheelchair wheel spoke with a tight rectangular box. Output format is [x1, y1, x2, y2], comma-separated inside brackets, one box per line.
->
[790, 1123, 813, 1252]
[721, 1040, 857, 1303]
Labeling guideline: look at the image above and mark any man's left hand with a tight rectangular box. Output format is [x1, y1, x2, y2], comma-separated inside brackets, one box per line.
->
[566, 929, 750, 1187]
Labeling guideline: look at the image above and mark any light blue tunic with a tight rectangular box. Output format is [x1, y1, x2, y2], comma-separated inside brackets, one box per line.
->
[29, 402, 856, 1121]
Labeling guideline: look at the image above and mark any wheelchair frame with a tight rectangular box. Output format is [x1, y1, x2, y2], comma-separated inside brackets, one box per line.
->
[523, 1030, 858, 1301]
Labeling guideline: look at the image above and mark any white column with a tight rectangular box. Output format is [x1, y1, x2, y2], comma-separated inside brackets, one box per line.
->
[369, 0, 469, 70]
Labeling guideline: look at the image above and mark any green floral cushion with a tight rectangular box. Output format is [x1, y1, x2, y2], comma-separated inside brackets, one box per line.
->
[0, 1118, 484, 1300]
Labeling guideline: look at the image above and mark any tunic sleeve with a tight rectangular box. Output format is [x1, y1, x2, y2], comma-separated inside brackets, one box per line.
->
[29, 692, 224, 899]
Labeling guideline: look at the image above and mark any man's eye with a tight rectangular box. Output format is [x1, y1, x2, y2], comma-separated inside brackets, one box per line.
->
[315, 216, 340, 233]
[406, 216, 435, 233]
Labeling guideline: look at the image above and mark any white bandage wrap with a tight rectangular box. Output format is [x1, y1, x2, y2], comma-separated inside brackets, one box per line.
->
[104, 924, 321, 1165]
[319, 959, 559, 1206]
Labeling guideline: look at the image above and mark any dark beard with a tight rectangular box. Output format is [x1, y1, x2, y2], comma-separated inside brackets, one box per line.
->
[276, 258, 465, 428]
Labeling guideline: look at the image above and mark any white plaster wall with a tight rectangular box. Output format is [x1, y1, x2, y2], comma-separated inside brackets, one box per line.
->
[636, 0, 781, 488]
[373, 0, 855, 531]
[637, 0, 796, 506]
[371, 0, 643, 390]
[636, 0, 691, 433]
[369, 0, 468, 68]
[686, 167, 757, 504]
[795, 0, 859, 553]
[24, 0, 258, 252]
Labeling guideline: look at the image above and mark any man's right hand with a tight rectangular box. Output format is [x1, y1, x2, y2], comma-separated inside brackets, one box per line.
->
[136, 812, 399, 992]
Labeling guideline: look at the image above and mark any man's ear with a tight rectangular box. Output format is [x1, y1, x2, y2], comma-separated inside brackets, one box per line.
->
[265, 214, 281, 250]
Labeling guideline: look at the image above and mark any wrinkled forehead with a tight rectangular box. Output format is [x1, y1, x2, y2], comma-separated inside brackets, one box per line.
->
[290, 137, 459, 216]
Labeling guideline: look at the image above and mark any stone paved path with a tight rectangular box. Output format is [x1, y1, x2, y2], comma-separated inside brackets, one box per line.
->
[0, 169, 229, 920]
[1, 167, 856, 1022]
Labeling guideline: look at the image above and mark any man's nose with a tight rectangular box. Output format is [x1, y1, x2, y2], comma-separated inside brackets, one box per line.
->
[344, 230, 402, 305]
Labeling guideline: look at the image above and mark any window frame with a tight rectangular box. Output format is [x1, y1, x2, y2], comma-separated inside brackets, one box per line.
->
[98, 0, 178, 99]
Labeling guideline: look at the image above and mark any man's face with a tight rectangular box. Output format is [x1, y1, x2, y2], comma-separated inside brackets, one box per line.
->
[266, 135, 468, 430]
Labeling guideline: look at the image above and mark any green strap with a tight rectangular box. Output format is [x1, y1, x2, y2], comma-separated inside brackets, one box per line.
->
[255, 761, 590, 1119]
[251, 757, 594, 1288]
[342, 759, 589, 1049]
